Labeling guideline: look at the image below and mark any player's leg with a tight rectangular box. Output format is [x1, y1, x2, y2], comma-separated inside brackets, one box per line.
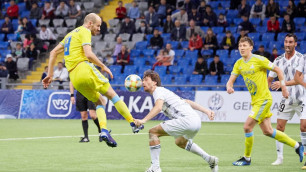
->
[300, 112, 306, 169]
[272, 119, 287, 165]
[145, 124, 168, 172]
[88, 109, 101, 133]
[80, 111, 90, 142]
[260, 117, 303, 162]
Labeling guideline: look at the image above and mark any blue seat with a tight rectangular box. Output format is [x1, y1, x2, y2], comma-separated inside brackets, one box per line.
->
[166, 86, 178, 92]
[110, 65, 122, 74]
[254, 41, 269, 49]
[216, 49, 229, 56]
[294, 17, 305, 26]
[180, 41, 189, 49]
[161, 33, 170, 40]
[211, 86, 226, 91]
[20, 11, 30, 18]
[256, 26, 267, 33]
[142, 49, 155, 58]
[0, 34, 4, 41]
[296, 32, 305, 41]
[219, 54, 228, 62]
[269, 41, 282, 50]
[0, 20, 4, 28]
[197, 86, 210, 90]
[220, 74, 230, 84]
[174, 76, 187, 85]
[300, 41, 306, 51]
[215, 9, 226, 16]
[262, 33, 275, 41]
[227, 10, 238, 18]
[133, 58, 145, 66]
[17, 3, 27, 14]
[248, 32, 261, 42]
[225, 58, 236, 67]
[226, 26, 237, 33]
[146, 34, 153, 41]
[0, 42, 9, 49]
[207, 58, 214, 66]
[174, 49, 185, 58]
[168, 66, 181, 74]
[7, 34, 18, 41]
[145, 57, 155, 65]
[189, 75, 203, 85]
[169, 41, 179, 49]
[222, 1, 230, 9]
[179, 86, 194, 91]
[138, 66, 152, 75]
[185, 50, 198, 59]
[161, 75, 173, 85]
[233, 18, 243, 25]
[277, 32, 287, 41]
[30, 19, 37, 26]
[154, 66, 167, 76]
[135, 41, 148, 49]
[209, 1, 220, 8]
[250, 18, 261, 26]
[201, 49, 213, 56]
[216, 33, 225, 45]
[262, 18, 269, 26]
[130, 49, 141, 57]
[235, 76, 244, 85]
[230, 50, 240, 59]
[212, 26, 224, 34]
[204, 75, 218, 85]
[178, 58, 191, 66]
[124, 66, 138, 74]
[200, 26, 209, 33]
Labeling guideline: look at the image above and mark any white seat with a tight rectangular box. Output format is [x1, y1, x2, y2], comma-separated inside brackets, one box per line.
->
[65, 19, 77, 28]
[92, 35, 102, 42]
[119, 33, 130, 42]
[108, 19, 119, 28]
[132, 33, 144, 42]
[124, 41, 135, 50]
[104, 34, 116, 42]
[17, 57, 29, 72]
[83, 2, 94, 12]
[56, 27, 68, 37]
[39, 19, 50, 26]
[10, 41, 22, 49]
[52, 19, 64, 27]
[94, 41, 108, 50]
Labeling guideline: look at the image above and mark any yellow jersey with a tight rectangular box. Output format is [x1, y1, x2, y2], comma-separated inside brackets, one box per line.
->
[60, 26, 92, 71]
[232, 54, 274, 104]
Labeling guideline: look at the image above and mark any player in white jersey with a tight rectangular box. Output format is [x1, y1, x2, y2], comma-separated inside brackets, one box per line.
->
[267, 33, 306, 167]
[134, 70, 218, 172]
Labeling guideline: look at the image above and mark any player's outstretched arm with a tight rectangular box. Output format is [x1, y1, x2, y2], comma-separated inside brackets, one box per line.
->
[83, 45, 113, 79]
[134, 99, 164, 126]
[271, 66, 289, 98]
[42, 43, 64, 88]
[226, 74, 237, 94]
[185, 99, 215, 120]
[294, 70, 306, 88]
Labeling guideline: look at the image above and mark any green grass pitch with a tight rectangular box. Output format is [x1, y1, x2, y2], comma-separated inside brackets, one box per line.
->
[0, 120, 303, 172]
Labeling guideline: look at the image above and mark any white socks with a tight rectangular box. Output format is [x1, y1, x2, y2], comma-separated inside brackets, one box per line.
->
[275, 140, 284, 159]
[301, 132, 306, 151]
[150, 144, 161, 168]
[185, 140, 211, 163]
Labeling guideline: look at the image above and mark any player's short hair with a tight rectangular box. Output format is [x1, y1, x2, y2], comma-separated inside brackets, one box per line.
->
[238, 36, 254, 47]
[143, 70, 161, 86]
[285, 33, 297, 42]
[84, 13, 99, 24]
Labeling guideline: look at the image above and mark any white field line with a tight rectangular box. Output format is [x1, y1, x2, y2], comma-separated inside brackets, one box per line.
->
[0, 133, 301, 141]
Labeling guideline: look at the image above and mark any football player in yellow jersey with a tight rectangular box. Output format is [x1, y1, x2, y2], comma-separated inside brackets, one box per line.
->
[226, 37, 304, 166]
[42, 13, 143, 147]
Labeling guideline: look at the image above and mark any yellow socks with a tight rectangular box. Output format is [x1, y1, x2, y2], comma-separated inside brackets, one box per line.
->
[96, 105, 107, 130]
[271, 129, 297, 148]
[111, 95, 134, 123]
[244, 132, 254, 158]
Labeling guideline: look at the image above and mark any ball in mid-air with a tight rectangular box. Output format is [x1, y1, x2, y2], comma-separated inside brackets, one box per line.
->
[124, 74, 142, 92]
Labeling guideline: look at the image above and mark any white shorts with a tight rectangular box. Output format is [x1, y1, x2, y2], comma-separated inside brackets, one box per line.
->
[160, 116, 201, 140]
[277, 103, 306, 120]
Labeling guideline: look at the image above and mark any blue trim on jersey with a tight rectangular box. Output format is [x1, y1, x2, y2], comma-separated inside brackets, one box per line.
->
[245, 132, 254, 138]
[96, 105, 105, 110]
[111, 95, 120, 104]
[271, 129, 277, 138]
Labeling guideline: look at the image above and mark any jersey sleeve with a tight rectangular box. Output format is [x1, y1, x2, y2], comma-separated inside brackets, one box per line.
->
[80, 29, 92, 46]
[152, 88, 165, 102]
[231, 61, 240, 76]
[259, 56, 274, 70]
[60, 37, 65, 46]
[296, 55, 305, 73]
[268, 59, 278, 78]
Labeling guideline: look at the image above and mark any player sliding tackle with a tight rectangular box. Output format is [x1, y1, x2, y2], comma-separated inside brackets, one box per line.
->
[42, 13, 143, 147]
[226, 36, 304, 166]
[135, 70, 218, 172]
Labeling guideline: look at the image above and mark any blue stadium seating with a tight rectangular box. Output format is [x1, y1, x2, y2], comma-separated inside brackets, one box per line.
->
[154, 66, 167, 76]
[168, 66, 181, 74]
[142, 49, 155, 58]
[0, 34, 4, 41]
[0, 20, 4, 27]
[277, 32, 287, 41]
[262, 33, 275, 41]
[133, 57, 145, 66]
[17, 3, 27, 14]
[226, 10, 238, 18]
[200, 26, 209, 33]
[212, 27, 224, 34]
[215, 9, 226, 16]
[216, 33, 225, 45]
[110, 65, 122, 74]
[161, 75, 173, 85]
[262, 18, 269, 26]
[169, 41, 179, 49]
[201, 49, 213, 56]
[185, 50, 198, 59]
[268, 41, 282, 50]
[189, 75, 203, 85]
[124, 66, 138, 74]
[256, 26, 267, 33]
[233, 18, 242, 25]
[180, 41, 189, 49]
[226, 26, 237, 34]
[216, 49, 229, 56]
[0, 42, 9, 49]
[250, 18, 261, 26]
[294, 18, 305, 27]
[296, 32, 305, 41]
[205, 75, 218, 85]
[20, 11, 30, 18]
[173, 76, 187, 85]
[248, 32, 261, 42]
[7, 34, 18, 41]
[220, 74, 230, 84]
[209, 1, 220, 8]
[30, 19, 37, 26]
[130, 49, 141, 57]
[174, 49, 185, 58]
[135, 41, 148, 49]
[178, 58, 191, 66]
[146, 34, 153, 42]
[230, 50, 240, 59]
[138, 66, 152, 75]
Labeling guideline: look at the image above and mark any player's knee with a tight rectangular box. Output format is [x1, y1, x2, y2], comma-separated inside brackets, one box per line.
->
[243, 126, 252, 133]
[276, 124, 285, 132]
[81, 112, 88, 120]
[300, 125, 306, 132]
[175, 139, 187, 149]
[262, 129, 273, 136]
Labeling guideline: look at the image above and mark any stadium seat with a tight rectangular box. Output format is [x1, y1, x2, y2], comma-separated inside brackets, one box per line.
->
[212, 26, 224, 34]
[20, 11, 30, 18]
[104, 34, 116, 42]
[230, 50, 240, 59]
[215, 9, 226, 16]
[161, 33, 170, 40]
[235, 76, 245, 85]
[179, 86, 194, 91]
[185, 50, 198, 59]
[0, 42, 9, 49]
[222, 1, 230, 9]
[180, 41, 189, 49]
[154, 66, 167, 76]
[277, 32, 287, 41]
[174, 49, 185, 58]
[233, 18, 243, 25]
[220, 74, 230, 84]
[17, 57, 29, 72]
[0, 34, 4, 41]
[200, 26, 209, 33]
[119, 33, 130, 42]
[250, 18, 261, 26]
[65, 19, 77, 28]
[142, 49, 155, 58]
[135, 41, 148, 49]
[209, 1, 220, 8]
[169, 41, 179, 49]
[138, 66, 152, 75]
[201, 49, 213, 57]
[108, 19, 119, 28]
[146, 34, 153, 42]
[168, 66, 181, 74]
[268, 41, 282, 50]
[227, 10, 238, 18]
[219, 54, 228, 62]
[7, 34, 18, 41]
[0, 20, 4, 27]
[124, 66, 138, 74]
[130, 49, 141, 58]
[204, 75, 218, 85]
[125, 41, 136, 50]
[216, 49, 229, 56]
[189, 75, 203, 85]
[296, 32, 305, 41]
[207, 58, 214, 67]
[39, 19, 50, 26]
[178, 58, 191, 66]
[248, 32, 261, 42]
[53, 19, 64, 27]
[161, 75, 173, 85]
[83, 2, 95, 13]
[173, 76, 187, 85]
[132, 33, 144, 42]
[256, 26, 267, 33]
[294, 17, 305, 27]
[262, 18, 269, 26]
[56, 27, 68, 37]
[133, 58, 146, 66]
[216, 33, 225, 45]
[261, 33, 275, 41]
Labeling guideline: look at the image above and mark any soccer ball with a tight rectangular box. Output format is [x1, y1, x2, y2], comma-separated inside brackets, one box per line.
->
[124, 74, 142, 92]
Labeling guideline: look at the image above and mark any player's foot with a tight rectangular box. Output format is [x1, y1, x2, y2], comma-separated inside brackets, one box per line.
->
[271, 157, 283, 165]
[99, 129, 117, 147]
[79, 137, 89, 143]
[302, 161, 306, 170]
[208, 156, 219, 172]
[295, 142, 304, 162]
[232, 157, 251, 166]
[130, 122, 144, 133]
[145, 165, 162, 172]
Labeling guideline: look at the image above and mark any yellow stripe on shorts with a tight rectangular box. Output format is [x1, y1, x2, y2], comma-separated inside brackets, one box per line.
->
[85, 61, 108, 83]
[255, 99, 268, 120]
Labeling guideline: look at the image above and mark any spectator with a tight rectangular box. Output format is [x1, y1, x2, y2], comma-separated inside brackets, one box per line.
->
[265, 0, 280, 18]
[170, 20, 186, 41]
[41, 1, 55, 20]
[137, 21, 150, 35]
[0, 63, 8, 78]
[55, 1, 69, 19]
[171, 8, 188, 26]
[203, 28, 218, 53]
[23, 34, 32, 49]
[238, 15, 255, 33]
[115, 1, 127, 21]
[5, 54, 19, 80]
[118, 17, 135, 41]
[217, 13, 228, 27]
[145, 6, 159, 28]
[30, 34, 46, 52]
[197, 0, 206, 17]
[236, 29, 248, 48]
[149, 29, 163, 50]
[152, 49, 166, 70]
[188, 6, 200, 23]
[25, 0, 39, 11]
[186, 20, 204, 40]
[254, 45, 271, 59]
[230, 0, 241, 9]
[52, 0, 68, 9]
[104, 54, 114, 67]
[29, 2, 42, 19]
[199, 16, 211, 27]
[250, 0, 266, 20]
[107, 36, 122, 57]
[128, 1, 140, 20]
[12, 42, 25, 60]
[192, 56, 208, 76]
[6, 0, 19, 19]
[267, 15, 280, 40]
[281, 13, 295, 33]
[209, 55, 224, 80]
[53, 62, 69, 83]
[68, 0, 82, 22]
[41, 66, 48, 81]
[26, 43, 38, 70]
[184, 0, 194, 14]
[100, 17, 108, 40]
[39, 25, 56, 44]
[164, 43, 175, 66]
[269, 48, 278, 62]
[221, 30, 235, 52]
[21, 17, 37, 35]
[156, 0, 172, 22]
[188, 33, 203, 55]
[286, 0, 296, 19]
[0, 16, 14, 39]
[297, 0, 306, 17]
[15, 18, 24, 35]
[238, 0, 251, 17]
[116, 45, 130, 73]
[201, 5, 217, 26]
[163, 15, 174, 33]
